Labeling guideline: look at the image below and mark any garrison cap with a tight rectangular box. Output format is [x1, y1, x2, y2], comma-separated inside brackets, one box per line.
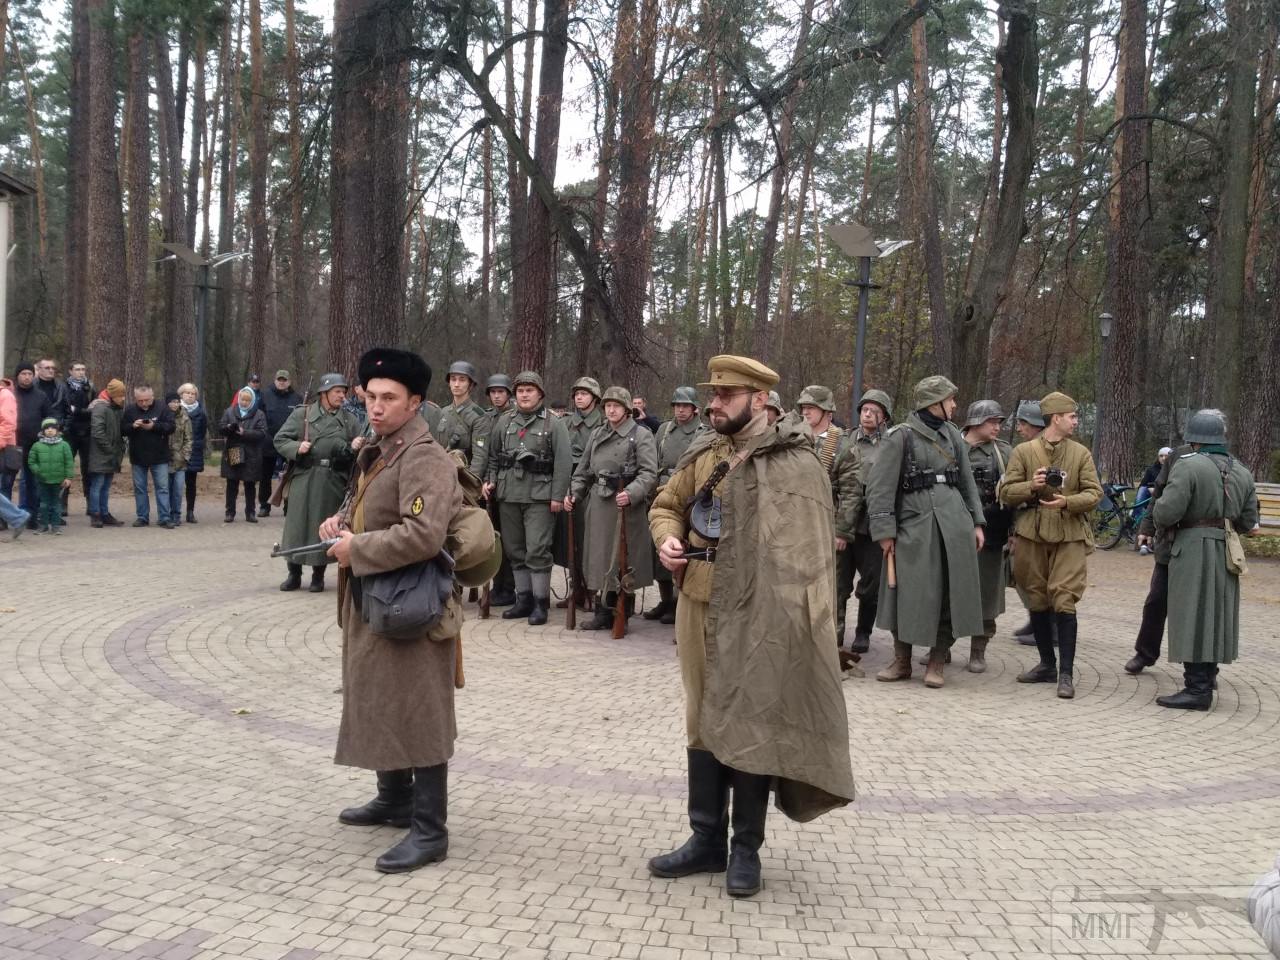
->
[1015, 400, 1044, 427]
[963, 399, 1005, 429]
[858, 388, 894, 421]
[571, 376, 602, 401]
[912, 375, 958, 411]
[796, 385, 836, 413]
[318, 372, 349, 393]
[358, 348, 432, 398]
[1039, 391, 1078, 416]
[602, 386, 633, 408]
[513, 370, 545, 395]
[697, 354, 779, 393]
[671, 386, 699, 407]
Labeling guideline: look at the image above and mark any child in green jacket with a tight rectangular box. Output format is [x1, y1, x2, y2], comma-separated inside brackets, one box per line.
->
[28, 417, 75, 533]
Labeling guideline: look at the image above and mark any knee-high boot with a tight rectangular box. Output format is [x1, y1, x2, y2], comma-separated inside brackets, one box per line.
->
[375, 764, 448, 873]
[648, 749, 730, 878]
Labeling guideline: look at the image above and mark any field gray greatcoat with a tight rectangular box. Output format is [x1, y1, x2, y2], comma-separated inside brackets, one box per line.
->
[275, 403, 363, 567]
[570, 417, 658, 591]
[1152, 450, 1258, 665]
[967, 438, 1012, 625]
[335, 415, 464, 771]
[865, 413, 986, 645]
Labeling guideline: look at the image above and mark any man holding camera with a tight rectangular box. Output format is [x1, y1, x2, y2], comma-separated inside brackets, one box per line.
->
[960, 400, 1012, 673]
[998, 391, 1101, 699]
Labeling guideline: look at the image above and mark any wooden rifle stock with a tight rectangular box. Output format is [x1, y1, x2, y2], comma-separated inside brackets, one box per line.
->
[613, 503, 628, 639]
[479, 496, 494, 619]
[566, 506, 577, 630]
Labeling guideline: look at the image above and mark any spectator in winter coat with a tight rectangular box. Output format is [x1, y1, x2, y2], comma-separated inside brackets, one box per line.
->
[61, 360, 96, 507]
[87, 380, 127, 527]
[165, 391, 194, 527]
[121, 385, 177, 528]
[257, 370, 301, 516]
[219, 387, 268, 523]
[27, 417, 74, 533]
[177, 383, 207, 523]
[11, 362, 51, 525]
[0, 376, 19, 501]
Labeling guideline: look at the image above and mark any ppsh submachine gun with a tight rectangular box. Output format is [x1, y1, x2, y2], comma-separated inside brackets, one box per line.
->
[673, 459, 730, 589]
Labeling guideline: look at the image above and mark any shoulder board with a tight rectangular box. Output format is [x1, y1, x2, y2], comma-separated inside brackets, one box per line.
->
[1179, 452, 1199, 459]
[885, 424, 905, 436]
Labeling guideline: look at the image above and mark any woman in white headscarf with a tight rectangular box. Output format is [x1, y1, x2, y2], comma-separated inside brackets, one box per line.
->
[218, 386, 268, 522]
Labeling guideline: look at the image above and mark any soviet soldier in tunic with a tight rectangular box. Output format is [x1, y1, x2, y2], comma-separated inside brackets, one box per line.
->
[865, 376, 986, 689]
[565, 387, 659, 631]
[321, 348, 462, 874]
[643, 386, 704, 625]
[556, 377, 605, 609]
[998, 392, 1101, 700]
[1150, 409, 1259, 710]
[274, 373, 365, 593]
[1009, 401, 1046, 643]
[959, 400, 1012, 673]
[482, 371, 572, 626]
[832, 389, 893, 656]
[433, 361, 486, 465]
[470, 374, 517, 607]
[648, 355, 854, 899]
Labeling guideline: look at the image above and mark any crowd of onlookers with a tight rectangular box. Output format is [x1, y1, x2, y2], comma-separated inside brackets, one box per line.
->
[0, 360, 307, 540]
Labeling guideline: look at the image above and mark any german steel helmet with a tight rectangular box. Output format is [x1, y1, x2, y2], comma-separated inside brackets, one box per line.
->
[671, 385, 699, 407]
[796, 384, 836, 413]
[513, 370, 545, 394]
[1183, 408, 1227, 445]
[765, 391, 784, 414]
[317, 372, 348, 393]
[858, 388, 893, 421]
[602, 386, 633, 407]
[447, 360, 479, 385]
[913, 375, 958, 410]
[485, 373, 513, 393]
[964, 400, 1006, 429]
[571, 376, 602, 400]
[1016, 400, 1044, 427]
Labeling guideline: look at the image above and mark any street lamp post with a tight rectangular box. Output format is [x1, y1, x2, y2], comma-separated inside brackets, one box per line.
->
[160, 243, 248, 399]
[1093, 311, 1113, 466]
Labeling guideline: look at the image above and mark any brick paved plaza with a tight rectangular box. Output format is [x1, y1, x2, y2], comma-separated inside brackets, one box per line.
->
[2, 503, 1279, 959]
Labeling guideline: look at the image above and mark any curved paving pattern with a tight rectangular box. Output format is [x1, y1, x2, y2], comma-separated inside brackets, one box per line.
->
[2, 505, 1279, 958]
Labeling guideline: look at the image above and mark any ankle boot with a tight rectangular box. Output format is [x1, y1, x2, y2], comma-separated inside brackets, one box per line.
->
[876, 640, 913, 682]
[280, 563, 303, 592]
[309, 567, 326, 593]
[924, 646, 948, 688]
[502, 593, 534, 619]
[582, 594, 615, 631]
[919, 648, 952, 665]
[967, 637, 988, 674]
[644, 581, 675, 621]
[375, 764, 448, 873]
[186, 509, 198, 524]
[338, 769, 412, 827]
[725, 768, 770, 897]
[1157, 662, 1214, 710]
[648, 749, 730, 878]
[1017, 610, 1058, 682]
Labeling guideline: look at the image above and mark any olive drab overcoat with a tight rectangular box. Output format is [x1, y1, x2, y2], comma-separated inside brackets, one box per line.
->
[865, 413, 986, 644]
[570, 417, 659, 591]
[1152, 450, 1259, 665]
[967, 438, 1012, 624]
[334, 415, 465, 771]
[275, 403, 363, 567]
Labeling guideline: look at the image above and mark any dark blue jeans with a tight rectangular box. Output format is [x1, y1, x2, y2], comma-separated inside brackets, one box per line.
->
[132, 462, 172, 523]
[89, 473, 112, 517]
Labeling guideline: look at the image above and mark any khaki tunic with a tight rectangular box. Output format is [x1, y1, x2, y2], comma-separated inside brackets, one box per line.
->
[334, 416, 464, 771]
[570, 417, 658, 591]
[275, 403, 363, 567]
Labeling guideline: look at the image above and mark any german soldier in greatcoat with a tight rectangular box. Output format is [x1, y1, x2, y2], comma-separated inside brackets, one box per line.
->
[470, 374, 517, 607]
[555, 376, 604, 610]
[960, 400, 1012, 673]
[322, 348, 463, 874]
[644, 386, 703, 625]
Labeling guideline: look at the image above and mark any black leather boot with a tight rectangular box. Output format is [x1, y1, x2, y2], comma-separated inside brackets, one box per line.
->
[1016, 610, 1058, 683]
[581, 594, 615, 631]
[375, 764, 448, 873]
[338, 769, 412, 827]
[528, 596, 549, 626]
[648, 749, 730, 878]
[644, 581, 675, 621]
[502, 593, 534, 619]
[1056, 612, 1078, 698]
[280, 563, 303, 592]
[851, 601, 876, 653]
[725, 768, 771, 897]
[309, 567, 326, 593]
[1157, 662, 1214, 710]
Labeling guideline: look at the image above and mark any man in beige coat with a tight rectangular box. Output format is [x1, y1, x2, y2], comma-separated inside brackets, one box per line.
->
[321, 348, 464, 874]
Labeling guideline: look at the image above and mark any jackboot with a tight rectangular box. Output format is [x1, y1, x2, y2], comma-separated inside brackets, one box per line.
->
[528, 597, 549, 626]
[725, 768, 771, 897]
[528, 572, 551, 625]
[923, 646, 948, 688]
[502, 593, 535, 620]
[375, 764, 448, 873]
[279, 563, 303, 592]
[644, 581, 675, 621]
[309, 567, 326, 593]
[338, 769, 412, 827]
[581, 594, 615, 631]
[1056, 611, 1078, 698]
[661, 596, 677, 625]
[1156, 662, 1214, 710]
[875, 640, 913, 682]
[1017, 610, 1058, 683]
[967, 637, 988, 674]
[648, 749, 729, 878]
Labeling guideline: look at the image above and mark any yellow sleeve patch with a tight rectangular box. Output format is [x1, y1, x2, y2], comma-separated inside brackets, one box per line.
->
[411, 496, 424, 516]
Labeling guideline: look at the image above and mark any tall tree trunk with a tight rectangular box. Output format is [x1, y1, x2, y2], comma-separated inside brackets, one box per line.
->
[910, 13, 950, 371]
[123, 31, 149, 387]
[858, 97, 876, 220]
[751, 0, 815, 361]
[285, 0, 305, 371]
[215, 0, 245, 390]
[156, 34, 194, 385]
[63, 0, 91, 358]
[248, 0, 269, 376]
[85, 0, 128, 378]
[185, 32, 206, 248]
[503, 0, 534, 329]
[328, 0, 412, 375]
[949, 0, 1038, 402]
[713, 126, 731, 351]
[11, 35, 48, 261]
[513, 0, 569, 372]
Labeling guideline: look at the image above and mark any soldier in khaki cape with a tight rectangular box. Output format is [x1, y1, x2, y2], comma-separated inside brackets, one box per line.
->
[1150, 410, 1258, 710]
[648, 355, 854, 899]
[321, 348, 460, 875]
[998, 392, 1102, 699]
[274, 373, 365, 593]
[565, 386, 659, 630]
[644, 386, 704, 625]
[865, 376, 986, 689]
[482, 371, 572, 625]
[470, 374, 517, 607]
[432, 361, 486, 464]
[960, 400, 1012, 673]
[832, 389, 892, 656]
[556, 377, 605, 609]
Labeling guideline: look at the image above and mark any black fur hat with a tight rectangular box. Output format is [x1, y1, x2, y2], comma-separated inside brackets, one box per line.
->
[358, 348, 432, 399]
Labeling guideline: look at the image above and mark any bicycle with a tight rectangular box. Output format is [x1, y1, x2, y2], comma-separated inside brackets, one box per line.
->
[1092, 482, 1152, 550]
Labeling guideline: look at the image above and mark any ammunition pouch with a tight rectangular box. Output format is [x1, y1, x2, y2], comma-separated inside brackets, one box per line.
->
[901, 465, 960, 493]
[595, 471, 638, 495]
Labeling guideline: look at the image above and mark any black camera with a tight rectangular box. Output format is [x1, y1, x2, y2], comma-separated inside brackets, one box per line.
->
[1044, 467, 1066, 489]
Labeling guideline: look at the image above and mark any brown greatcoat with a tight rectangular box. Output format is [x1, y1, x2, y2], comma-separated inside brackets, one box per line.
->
[334, 415, 464, 771]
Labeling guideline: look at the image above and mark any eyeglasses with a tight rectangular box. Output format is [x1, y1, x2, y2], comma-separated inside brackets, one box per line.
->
[705, 388, 751, 405]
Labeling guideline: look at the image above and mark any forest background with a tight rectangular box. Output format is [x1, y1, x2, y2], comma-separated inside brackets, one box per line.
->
[0, 0, 1276, 480]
